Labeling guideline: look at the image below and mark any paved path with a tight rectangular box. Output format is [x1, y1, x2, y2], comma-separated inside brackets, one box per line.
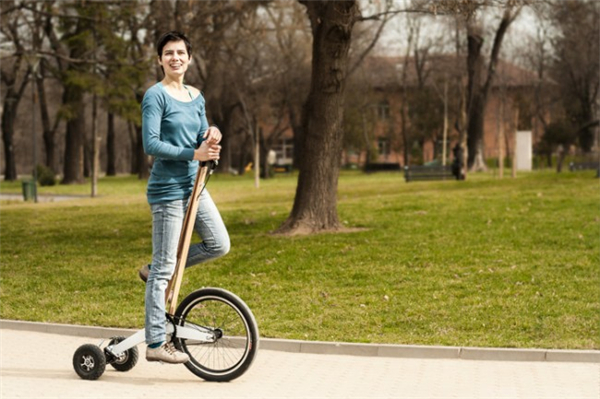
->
[0, 193, 90, 203]
[1, 329, 598, 398]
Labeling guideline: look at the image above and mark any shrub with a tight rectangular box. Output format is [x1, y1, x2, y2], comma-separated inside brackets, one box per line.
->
[36, 164, 56, 186]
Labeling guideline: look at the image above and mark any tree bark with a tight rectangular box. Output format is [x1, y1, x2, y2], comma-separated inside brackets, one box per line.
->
[60, 16, 90, 184]
[578, 103, 596, 152]
[106, 112, 116, 176]
[2, 92, 20, 181]
[277, 1, 360, 235]
[36, 63, 58, 174]
[1, 70, 30, 180]
[134, 122, 149, 179]
[61, 83, 86, 184]
[128, 122, 137, 175]
[465, 22, 486, 171]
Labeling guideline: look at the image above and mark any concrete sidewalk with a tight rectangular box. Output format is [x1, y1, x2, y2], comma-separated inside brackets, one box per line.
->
[3, 319, 599, 363]
[1, 328, 598, 398]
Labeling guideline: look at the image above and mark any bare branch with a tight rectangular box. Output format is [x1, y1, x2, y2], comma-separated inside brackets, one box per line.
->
[348, 13, 390, 76]
[482, 6, 522, 94]
[357, 7, 429, 21]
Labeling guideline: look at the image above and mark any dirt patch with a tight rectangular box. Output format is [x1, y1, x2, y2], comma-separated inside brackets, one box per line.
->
[272, 224, 369, 237]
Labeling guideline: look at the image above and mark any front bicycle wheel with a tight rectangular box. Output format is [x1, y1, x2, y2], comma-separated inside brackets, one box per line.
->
[173, 287, 259, 382]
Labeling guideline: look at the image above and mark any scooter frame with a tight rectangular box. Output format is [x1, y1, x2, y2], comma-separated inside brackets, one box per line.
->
[73, 161, 259, 381]
[105, 161, 216, 359]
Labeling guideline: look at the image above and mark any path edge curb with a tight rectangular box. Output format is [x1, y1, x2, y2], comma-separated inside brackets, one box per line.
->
[2, 319, 598, 363]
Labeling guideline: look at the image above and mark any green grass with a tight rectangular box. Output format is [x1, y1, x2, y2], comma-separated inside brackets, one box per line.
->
[1, 170, 598, 349]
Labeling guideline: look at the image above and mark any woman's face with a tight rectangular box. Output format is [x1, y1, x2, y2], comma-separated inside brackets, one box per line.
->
[158, 40, 191, 78]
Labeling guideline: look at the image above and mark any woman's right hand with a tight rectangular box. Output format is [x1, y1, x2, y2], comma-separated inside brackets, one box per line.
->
[194, 140, 221, 162]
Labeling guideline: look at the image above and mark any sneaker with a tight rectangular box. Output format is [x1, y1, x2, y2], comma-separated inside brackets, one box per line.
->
[139, 264, 150, 283]
[146, 342, 189, 364]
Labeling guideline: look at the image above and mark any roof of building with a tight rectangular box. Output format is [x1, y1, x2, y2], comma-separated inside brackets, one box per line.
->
[358, 54, 548, 90]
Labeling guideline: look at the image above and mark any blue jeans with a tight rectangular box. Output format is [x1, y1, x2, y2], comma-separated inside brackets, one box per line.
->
[145, 189, 230, 345]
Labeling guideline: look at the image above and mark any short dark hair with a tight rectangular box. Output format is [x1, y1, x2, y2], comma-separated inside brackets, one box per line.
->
[156, 31, 192, 58]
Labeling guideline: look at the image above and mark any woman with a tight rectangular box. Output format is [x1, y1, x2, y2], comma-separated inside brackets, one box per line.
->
[140, 31, 230, 364]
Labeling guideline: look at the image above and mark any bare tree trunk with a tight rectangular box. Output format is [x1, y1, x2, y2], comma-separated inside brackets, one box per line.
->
[106, 112, 116, 176]
[36, 63, 58, 174]
[237, 133, 252, 176]
[277, 1, 360, 235]
[128, 122, 138, 175]
[1, 78, 28, 181]
[134, 122, 149, 180]
[61, 16, 89, 185]
[556, 145, 566, 173]
[212, 115, 232, 173]
[83, 127, 92, 179]
[62, 83, 86, 184]
[453, 17, 468, 180]
[579, 102, 596, 152]
[400, 17, 414, 167]
[465, 22, 486, 171]
[91, 91, 99, 197]
[2, 97, 19, 181]
[131, 89, 149, 179]
[1, 59, 30, 180]
[466, 92, 487, 171]
[465, 8, 519, 171]
[1, 2, 33, 180]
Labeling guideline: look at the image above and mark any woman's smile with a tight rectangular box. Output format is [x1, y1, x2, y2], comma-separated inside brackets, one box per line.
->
[159, 40, 190, 77]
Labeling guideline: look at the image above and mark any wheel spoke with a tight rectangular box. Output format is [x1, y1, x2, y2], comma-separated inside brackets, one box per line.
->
[174, 289, 258, 381]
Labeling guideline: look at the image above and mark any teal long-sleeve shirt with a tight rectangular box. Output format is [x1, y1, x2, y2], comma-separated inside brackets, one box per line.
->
[141, 82, 208, 204]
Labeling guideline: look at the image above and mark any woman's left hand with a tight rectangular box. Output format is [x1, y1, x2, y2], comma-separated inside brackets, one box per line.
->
[203, 126, 222, 145]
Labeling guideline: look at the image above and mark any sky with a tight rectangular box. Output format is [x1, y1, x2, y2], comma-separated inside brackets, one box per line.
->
[373, 2, 546, 63]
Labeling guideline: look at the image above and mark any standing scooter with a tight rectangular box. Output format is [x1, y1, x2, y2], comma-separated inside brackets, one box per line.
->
[73, 161, 259, 382]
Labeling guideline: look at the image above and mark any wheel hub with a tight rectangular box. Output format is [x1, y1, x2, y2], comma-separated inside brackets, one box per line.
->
[81, 355, 95, 371]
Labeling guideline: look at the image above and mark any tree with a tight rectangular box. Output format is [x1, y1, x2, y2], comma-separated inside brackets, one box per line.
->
[427, 1, 523, 170]
[274, 0, 400, 234]
[31, 0, 67, 176]
[343, 67, 378, 166]
[398, 10, 453, 165]
[513, 5, 558, 168]
[276, 1, 361, 235]
[153, 0, 268, 175]
[37, 0, 153, 181]
[99, 1, 151, 177]
[37, 2, 62, 175]
[48, 1, 97, 184]
[540, 120, 575, 172]
[465, 4, 521, 170]
[549, 0, 599, 153]
[258, 1, 312, 176]
[1, 1, 32, 181]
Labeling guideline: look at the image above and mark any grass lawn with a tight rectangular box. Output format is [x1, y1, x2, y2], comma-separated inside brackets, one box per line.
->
[1, 169, 598, 349]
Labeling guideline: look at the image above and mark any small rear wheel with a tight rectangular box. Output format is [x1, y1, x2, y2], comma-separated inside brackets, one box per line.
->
[73, 344, 106, 380]
[107, 336, 139, 372]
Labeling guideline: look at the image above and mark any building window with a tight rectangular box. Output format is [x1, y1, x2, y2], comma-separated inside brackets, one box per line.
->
[272, 138, 293, 165]
[378, 137, 390, 156]
[376, 100, 390, 121]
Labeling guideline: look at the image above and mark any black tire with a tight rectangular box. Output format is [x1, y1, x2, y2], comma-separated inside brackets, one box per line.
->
[174, 287, 259, 382]
[107, 336, 139, 372]
[73, 344, 106, 380]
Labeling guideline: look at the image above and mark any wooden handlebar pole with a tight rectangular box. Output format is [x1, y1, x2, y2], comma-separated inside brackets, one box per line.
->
[165, 164, 210, 314]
